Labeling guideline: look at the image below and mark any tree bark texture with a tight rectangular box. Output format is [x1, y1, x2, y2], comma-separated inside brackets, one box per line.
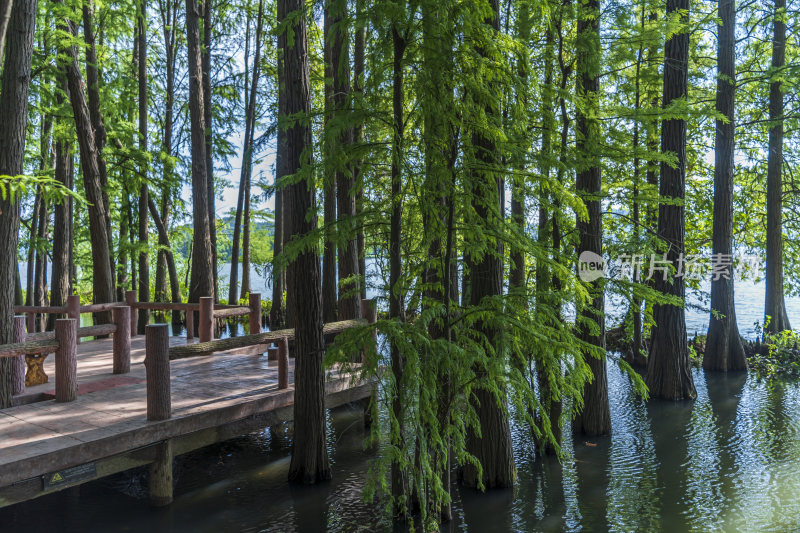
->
[281, 0, 331, 484]
[646, 0, 696, 400]
[704, 0, 746, 371]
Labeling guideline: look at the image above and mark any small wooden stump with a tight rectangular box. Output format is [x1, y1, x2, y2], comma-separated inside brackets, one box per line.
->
[145, 324, 171, 421]
[149, 439, 173, 506]
[55, 318, 78, 402]
[113, 306, 131, 374]
[12, 316, 26, 395]
[278, 337, 289, 389]
[249, 293, 262, 335]
[199, 297, 213, 343]
[126, 290, 138, 337]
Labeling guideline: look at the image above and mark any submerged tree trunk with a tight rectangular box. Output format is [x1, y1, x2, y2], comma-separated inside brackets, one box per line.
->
[646, 0, 696, 400]
[186, 0, 214, 304]
[281, 0, 330, 484]
[764, 0, 790, 334]
[573, 0, 610, 436]
[462, 0, 515, 489]
[0, 0, 36, 408]
[704, 0, 746, 371]
[321, 3, 338, 324]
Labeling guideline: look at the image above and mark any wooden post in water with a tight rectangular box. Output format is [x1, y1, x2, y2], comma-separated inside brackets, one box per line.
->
[145, 324, 171, 421]
[112, 306, 131, 374]
[278, 337, 289, 389]
[249, 293, 261, 334]
[11, 316, 26, 396]
[149, 439, 174, 506]
[67, 294, 81, 345]
[199, 297, 213, 342]
[55, 318, 78, 402]
[126, 290, 138, 336]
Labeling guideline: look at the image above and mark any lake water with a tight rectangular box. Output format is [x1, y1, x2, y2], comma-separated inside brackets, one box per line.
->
[3, 362, 800, 531]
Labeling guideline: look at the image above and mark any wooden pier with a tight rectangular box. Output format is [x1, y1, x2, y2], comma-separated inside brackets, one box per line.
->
[0, 295, 377, 509]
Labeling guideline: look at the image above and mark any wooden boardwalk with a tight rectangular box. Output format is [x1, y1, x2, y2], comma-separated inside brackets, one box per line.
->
[0, 335, 371, 508]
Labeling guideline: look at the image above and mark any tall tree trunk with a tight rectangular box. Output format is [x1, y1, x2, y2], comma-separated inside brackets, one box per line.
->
[156, 0, 178, 310]
[321, 3, 338, 323]
[118, 192, 130, 300]
[389, 17, 408, 509]
[60, 14, 115, 324]
[535, 13, 561, 455]
[645, 0, 696, 400]
[228, 11, 250, 305]
[0, 0, 36, 408]
[462, 0, 515, 490]
[50, 73, 74, 330]
[331, 0, 360, 321]
[82, 0, 113, 279]
[704, 0, 746, 371]
[25, 189, 39, 306]
[138, 0, 150, 333]
[764, 0, 790, 334]
[281, 0, 330, 484]
[203, 0, 217, 301]
[34, 192, 48, 331]
[242, 171, 252, 297]
[0, 0, 13, 63]
[148, 198, 182, 305]
[271, 2, 286, 328]
[573, 0, 610, 436]
[186, 0, 214, 304]
[353, 0, 366, 299]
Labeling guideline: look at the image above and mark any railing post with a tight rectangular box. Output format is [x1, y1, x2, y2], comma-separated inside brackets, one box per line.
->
[12, 316, 26, 395]
[199, 297, 213, 342]
[248, 293, 262, 335]
[126, 290, 138, 336]
[145, 324, 171, 421]
[267, 345, 278, 361]
[113, 306, 131, 374]
[278, 337, 289, 389]
[55, 318, 78, 402]
[67, 294, 81, 345]
[186, 309, 194, 340]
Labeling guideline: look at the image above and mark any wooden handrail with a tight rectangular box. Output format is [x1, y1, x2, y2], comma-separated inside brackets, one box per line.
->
[132, 301, 199, 311]
[212, 306, 250, 319]
[168, 318, 367, 360]
[80, 302, 126, 313]
[0, 339, 60, 358]
[13, 305, 68, 314]
[25, 323, 117, 342]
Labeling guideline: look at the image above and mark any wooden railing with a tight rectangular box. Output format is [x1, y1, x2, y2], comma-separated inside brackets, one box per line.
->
[1, 295, 376, 411]
[0, 306, 131, 401]
[14, 291, 264, 342]
[143, 298, 378, 421]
